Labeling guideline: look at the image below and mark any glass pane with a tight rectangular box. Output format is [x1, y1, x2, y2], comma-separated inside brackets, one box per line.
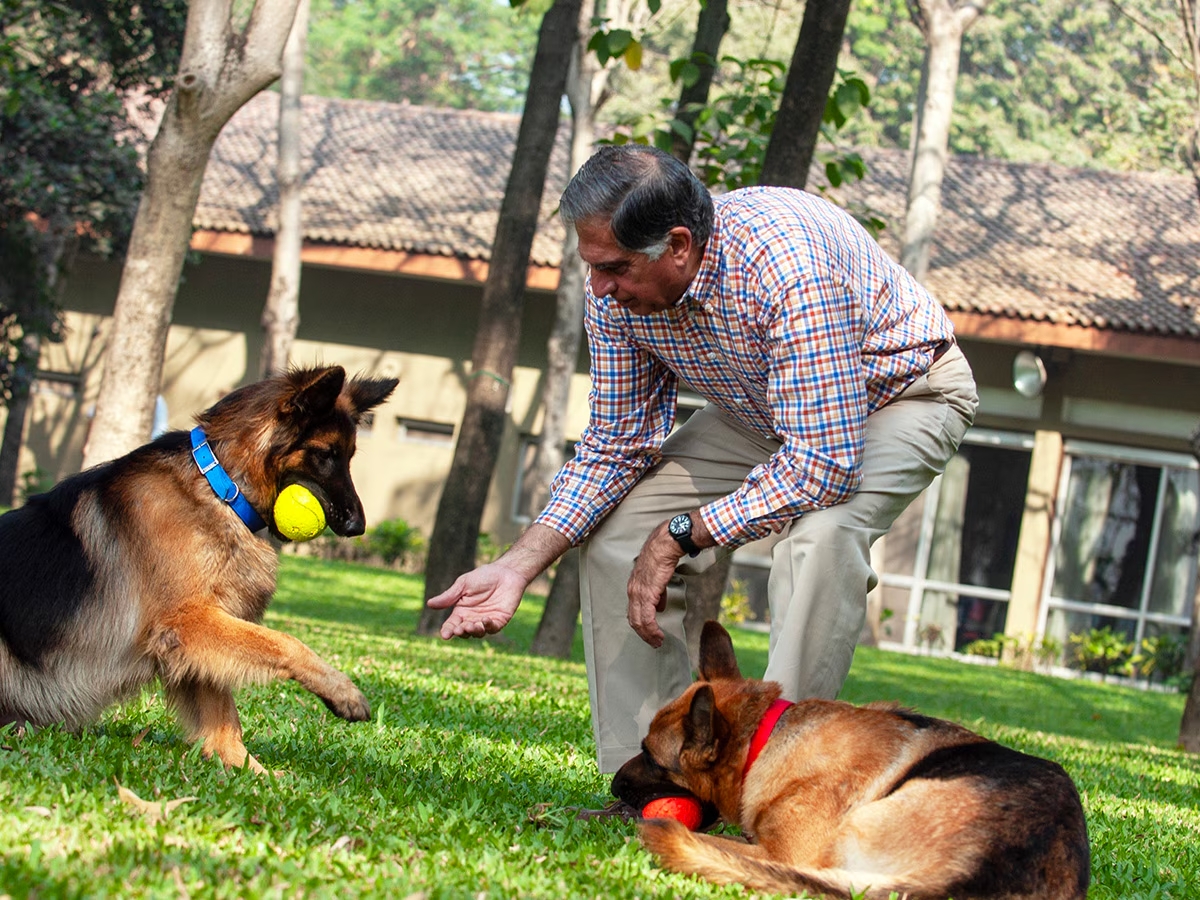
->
[928, 444, 1031, 590]
[1052, 458, 1160, 609]
[954, 596, 1008, 651]
[1147, 468, 1200, 617]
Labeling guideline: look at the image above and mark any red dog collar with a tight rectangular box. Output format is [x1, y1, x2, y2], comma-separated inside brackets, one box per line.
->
[742, 698, 794, 780]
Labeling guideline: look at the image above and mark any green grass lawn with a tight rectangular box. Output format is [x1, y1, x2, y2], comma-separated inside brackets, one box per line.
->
[1, 555, 1198, 899]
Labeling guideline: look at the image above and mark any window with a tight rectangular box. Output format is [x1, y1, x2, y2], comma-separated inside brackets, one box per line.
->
[874, 429, 1035, 651]
[1041, 442, 1199, 653]
[395, 417, 455, 445]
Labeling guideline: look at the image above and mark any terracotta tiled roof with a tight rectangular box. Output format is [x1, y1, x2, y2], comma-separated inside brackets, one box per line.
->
[196, 92, 1200, 339]
[839, 151, 1200, 339]
[196, 92, 571, 266]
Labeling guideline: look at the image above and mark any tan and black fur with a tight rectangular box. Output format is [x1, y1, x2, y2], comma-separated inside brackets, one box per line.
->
[0, 366, 396, 772]
[614, 621, 1090, 900]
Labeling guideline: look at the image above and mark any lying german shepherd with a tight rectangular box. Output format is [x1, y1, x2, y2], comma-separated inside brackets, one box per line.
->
[0, 365, 396, 773]
[613, 621, 1090, 900]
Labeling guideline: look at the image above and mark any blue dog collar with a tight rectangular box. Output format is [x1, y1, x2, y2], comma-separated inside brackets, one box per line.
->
[190, 426, 267, 533]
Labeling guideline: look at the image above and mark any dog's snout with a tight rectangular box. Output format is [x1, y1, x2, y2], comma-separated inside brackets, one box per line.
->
[342, 511, 365, 537]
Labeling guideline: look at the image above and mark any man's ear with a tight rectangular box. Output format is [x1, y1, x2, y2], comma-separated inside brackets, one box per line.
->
[666, 225, 693, 264]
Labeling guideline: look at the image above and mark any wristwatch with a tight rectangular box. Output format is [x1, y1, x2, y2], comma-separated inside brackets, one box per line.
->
[667, 512, 701, 557]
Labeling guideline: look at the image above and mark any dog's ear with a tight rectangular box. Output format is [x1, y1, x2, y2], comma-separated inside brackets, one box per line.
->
[698, 621, 742, 682]
[344, 375, 398, 421]
[682, 684, 723, 767]
[283, 367, 346, 421]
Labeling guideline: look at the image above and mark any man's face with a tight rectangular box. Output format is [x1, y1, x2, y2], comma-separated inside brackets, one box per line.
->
[575, 218, 695, 316]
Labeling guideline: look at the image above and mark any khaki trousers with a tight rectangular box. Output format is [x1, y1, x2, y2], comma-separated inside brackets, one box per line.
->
[579, 345, 978, 772]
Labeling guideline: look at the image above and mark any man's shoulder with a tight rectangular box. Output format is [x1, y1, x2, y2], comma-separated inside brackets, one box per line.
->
[714, 186, 836, 235]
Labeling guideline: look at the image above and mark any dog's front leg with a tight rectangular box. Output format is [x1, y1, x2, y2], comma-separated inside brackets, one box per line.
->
[149, 603, 370, 722]
[164, 677, 267, 773]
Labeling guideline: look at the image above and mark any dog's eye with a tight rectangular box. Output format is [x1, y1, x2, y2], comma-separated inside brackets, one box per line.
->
[310, 447, 340, 472]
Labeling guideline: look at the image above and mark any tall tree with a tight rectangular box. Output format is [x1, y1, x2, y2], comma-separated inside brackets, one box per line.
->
[416, 0, 582, 635]
[668, 0, 731, 164]
[260, 0, 311, 378]
[529, 1, 606, 658]
[528, 0, 656, 658]
[759, 0, 853, 188]
[83, 0, 305, 468]
[0, 0, 185, 499]
[899, 0, 990, 282]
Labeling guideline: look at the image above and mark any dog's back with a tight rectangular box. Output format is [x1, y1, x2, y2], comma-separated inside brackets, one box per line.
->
[0, 437, 194, 728]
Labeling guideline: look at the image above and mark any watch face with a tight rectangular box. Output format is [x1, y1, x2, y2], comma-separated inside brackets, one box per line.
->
[668, 513, 692, 537]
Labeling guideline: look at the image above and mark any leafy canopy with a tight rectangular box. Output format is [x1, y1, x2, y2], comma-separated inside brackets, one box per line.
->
[0, 0, 185, 403]
[306, 0, 542, 112]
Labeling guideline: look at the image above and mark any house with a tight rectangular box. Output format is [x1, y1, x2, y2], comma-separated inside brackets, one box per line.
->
[19, 92, 1200, 664]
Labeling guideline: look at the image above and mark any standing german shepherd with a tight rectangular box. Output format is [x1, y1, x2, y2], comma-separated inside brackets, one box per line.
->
[0, 365, 396, 773]
[613, 621, 1090, 900]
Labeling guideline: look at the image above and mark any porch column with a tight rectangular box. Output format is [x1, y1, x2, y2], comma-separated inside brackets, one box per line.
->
[1005, 429, 1064, 649]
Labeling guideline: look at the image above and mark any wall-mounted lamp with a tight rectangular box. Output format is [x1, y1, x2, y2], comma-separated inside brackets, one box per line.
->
[1012, 350, 1048, 398]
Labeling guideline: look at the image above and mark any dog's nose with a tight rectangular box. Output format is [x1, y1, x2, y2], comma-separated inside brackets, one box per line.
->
[341, 509, 365, 537]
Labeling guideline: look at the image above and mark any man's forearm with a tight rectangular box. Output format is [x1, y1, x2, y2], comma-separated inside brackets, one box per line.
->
[500, 523, 573, 582]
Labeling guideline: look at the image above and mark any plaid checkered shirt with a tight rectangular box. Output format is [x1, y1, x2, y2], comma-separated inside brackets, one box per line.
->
[535, 185, 955, 548]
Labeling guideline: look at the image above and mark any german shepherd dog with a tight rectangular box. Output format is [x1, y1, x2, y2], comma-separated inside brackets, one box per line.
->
[0, 365, 396, 773]
[613, 622, 1090, 900]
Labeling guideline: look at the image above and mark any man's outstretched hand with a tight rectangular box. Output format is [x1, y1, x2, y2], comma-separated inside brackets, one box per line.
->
[425, 562, 528, 639]
[425, 523, 572, 640]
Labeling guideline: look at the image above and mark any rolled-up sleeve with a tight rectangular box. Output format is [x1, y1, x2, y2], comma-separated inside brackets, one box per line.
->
[534, 293, 679, 544]
[699, 256, 866, 546]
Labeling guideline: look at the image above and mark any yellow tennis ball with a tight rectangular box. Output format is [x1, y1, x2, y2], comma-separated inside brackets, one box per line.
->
[274, 484, 326, 541]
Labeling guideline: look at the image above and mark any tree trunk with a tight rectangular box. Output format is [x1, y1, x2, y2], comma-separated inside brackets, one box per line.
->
[1181, 643, 1200, 752]
[899, 0, 989, 283]
[759, 0, 853, 190]
[0, 221, 78, 504]
[416, 0, 581, 635]
[669, 0, 731, 165]
[530, 547, 582, 657]
[260, 0, 310, 378]
[83, 0, 302, 467]
[528, 0, 655, 657]
[682, 554, 734, 672]
[526, 7, 601, 658]
[0, 333, 38, 506]
[1179, 0, 1200, 201]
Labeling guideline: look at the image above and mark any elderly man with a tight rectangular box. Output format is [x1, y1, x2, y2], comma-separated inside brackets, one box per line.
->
[428, 144, 977, 778]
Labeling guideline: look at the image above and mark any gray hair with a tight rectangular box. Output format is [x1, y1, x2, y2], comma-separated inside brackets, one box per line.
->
[559, 144, 714, 255]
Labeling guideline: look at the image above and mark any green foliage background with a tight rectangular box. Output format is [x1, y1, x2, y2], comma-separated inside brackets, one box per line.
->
[305, 0, 1197, 175]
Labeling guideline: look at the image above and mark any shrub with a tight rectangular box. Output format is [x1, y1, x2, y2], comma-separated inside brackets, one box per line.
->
[1069, 626, 1134, 679]
[363, 518, 425, 568]
[964, 636, 1003, 659]
[1123, 633, 1189, 684]
[720, 579, 752, 626]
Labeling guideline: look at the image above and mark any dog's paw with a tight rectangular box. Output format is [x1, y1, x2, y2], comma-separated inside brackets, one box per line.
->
[321, 681, 370, 722]
[638, 817, 689, 851]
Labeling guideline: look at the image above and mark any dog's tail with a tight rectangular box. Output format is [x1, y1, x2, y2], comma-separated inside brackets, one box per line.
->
[639, 818, 924, 900]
